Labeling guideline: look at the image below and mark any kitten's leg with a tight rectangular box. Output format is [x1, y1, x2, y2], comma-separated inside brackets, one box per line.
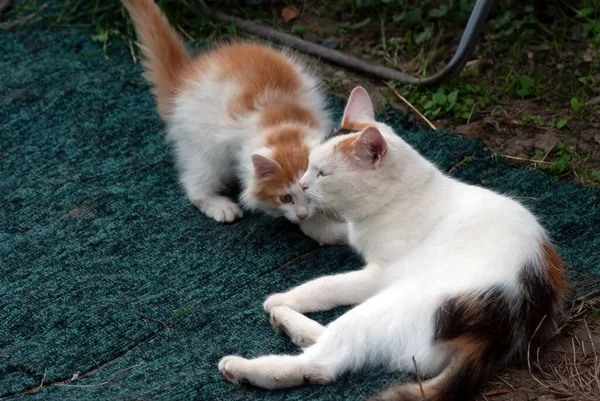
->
[269, 305, 325, 347]
[299, 215, 348, 246]
[179, 158, 243, 223]
[263, 265, 381, 313]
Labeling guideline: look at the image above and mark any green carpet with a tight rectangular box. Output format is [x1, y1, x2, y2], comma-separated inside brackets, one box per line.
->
[1, 24, 599, 401]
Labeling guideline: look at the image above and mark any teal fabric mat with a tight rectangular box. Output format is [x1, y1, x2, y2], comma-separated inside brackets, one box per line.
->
[1, 26, 599, 401]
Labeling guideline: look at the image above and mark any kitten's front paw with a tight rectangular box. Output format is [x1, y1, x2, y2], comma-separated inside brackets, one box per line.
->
[194, 197, 243, 223]
[263, 293, 297, 313]
[219, 355, 248, 385]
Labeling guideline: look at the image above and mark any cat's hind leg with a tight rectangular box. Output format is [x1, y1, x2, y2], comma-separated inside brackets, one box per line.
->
[269, 305, 325, 347]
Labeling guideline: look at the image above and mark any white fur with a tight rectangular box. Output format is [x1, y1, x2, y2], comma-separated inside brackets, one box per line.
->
[218, 88, 548, 390]
[167, 53, 330, 223]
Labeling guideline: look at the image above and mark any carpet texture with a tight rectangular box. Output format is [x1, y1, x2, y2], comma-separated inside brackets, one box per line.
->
[1, 24, 599, 401]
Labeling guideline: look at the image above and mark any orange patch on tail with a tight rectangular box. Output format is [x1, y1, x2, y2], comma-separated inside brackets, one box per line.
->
[541, 241, 569, 301]
[122, 0, 191, 120]
[253, 126, 309, 202]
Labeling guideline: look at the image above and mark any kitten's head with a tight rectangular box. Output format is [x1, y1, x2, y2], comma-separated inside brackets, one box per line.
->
[299, 87, 394, 216]
[242, 126, 317, 223]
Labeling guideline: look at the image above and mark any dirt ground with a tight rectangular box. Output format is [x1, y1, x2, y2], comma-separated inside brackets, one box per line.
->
[264, 0, 600, 185]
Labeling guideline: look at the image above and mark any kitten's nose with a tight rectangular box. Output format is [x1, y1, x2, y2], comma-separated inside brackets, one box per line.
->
[297, 207, 308, 220]
[300, 180, 308, 191]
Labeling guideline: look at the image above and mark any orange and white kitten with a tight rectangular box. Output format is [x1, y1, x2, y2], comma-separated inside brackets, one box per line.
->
[122, 0, 345, 243]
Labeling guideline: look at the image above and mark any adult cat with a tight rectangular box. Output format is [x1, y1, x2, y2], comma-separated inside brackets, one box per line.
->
[121, 0, 346, 245]
[218, 87, 567, 400]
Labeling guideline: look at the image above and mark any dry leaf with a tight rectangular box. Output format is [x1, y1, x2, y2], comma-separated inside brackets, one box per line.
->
[482, 388, 510, 397]
[281, 6, 300, 23]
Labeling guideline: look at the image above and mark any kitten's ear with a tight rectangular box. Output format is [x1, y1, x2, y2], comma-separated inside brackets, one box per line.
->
[355, 126, 387, 169]
[342, 86, 375, 127]
[252, 154, 281, 178]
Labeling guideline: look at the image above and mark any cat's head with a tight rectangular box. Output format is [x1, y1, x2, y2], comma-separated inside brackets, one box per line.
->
[242, 125, 317, 223]
[299, 87, 400, 217]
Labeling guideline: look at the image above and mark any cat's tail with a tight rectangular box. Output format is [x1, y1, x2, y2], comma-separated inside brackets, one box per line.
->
[369, 241, 567, 401]
[121, 0, 191, 120]
[368, 336, 492, 401]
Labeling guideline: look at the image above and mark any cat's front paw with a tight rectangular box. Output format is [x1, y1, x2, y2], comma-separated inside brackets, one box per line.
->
[219, 355, 249, 385]
[194, 197, 243, 223]
[263, 293, 297, 313]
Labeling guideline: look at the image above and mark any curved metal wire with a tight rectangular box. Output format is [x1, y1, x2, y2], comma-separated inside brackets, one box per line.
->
[198, 0, 495, 86]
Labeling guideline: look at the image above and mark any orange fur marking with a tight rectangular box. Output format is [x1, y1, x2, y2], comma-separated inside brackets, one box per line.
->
[122, 0, 191, 120]
[259, 103, 318, 128]
[541, 241, 569, 300]
[334, 121, 373, 158]
[447, 335, 487, 364]
[253, 126, 310, 203]
[211, 44, 303, 118]
[334, 134, 360, 158]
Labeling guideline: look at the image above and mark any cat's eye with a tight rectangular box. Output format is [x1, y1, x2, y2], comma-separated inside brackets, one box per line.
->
[317, 170, 326, 178]
[279, 194, 293, 204]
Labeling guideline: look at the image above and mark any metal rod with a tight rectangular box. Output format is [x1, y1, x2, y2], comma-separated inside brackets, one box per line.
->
[198, 0, 495, 86]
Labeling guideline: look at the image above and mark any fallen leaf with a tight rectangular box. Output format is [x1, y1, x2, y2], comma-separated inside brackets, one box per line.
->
[281, 6, 300, 23]
[482, 388, 510, 397]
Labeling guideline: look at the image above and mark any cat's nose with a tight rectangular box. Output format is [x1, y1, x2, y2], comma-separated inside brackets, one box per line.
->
[297, 207, 308, 220]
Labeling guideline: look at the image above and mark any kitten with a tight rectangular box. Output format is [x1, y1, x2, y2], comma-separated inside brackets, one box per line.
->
[218, 87, 568, 401]
[121, 0, 340, 241]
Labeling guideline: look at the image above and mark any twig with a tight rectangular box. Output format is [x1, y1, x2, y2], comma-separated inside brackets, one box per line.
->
[54, 362, 143, 388]
[384, 81, 437, 130]
[501, 155, 552, 165]
[514, 196, 539, 201]
[495, 374, 516, 390]
[466, 101, 477, 125]
[33, 369, 47, 393]
[136, 311, 169, 329]
[583, 319, 600, 392]
[177, 23, 194, 41]
[128, 40, 137, 64]
[527, 315, 548, 388]
[412, 356, 426, 400]
[0, 3, 48, 28]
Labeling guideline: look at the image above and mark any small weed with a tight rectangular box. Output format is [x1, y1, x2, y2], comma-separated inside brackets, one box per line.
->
[519, 113, 569, 129]
[536, 141, 600, 185]
[172, 308, 192, 321]
[390, 79, 499, 121]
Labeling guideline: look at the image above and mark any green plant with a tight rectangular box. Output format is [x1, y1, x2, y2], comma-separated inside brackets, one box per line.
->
[536, 141, 600, 185]
[172, 308, 192, 321]
[392, 79, 499, 121]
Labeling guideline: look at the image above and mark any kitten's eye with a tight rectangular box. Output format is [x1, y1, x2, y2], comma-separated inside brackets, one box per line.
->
[279, 194, 293, 204]
[317, 171, 326, 178]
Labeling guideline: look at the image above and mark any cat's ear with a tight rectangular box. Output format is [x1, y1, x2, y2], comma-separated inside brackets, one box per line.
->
[342, 86, 375, 127]
[355, 126, 387, 168]
[252, 154, 281, 178]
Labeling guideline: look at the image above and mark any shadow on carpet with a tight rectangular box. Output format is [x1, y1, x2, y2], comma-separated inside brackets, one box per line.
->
[1, 26, 599, 401]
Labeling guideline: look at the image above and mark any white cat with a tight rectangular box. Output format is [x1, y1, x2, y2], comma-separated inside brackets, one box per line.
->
[218, 87, 567, 400]
[122, 0, 347, 245]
